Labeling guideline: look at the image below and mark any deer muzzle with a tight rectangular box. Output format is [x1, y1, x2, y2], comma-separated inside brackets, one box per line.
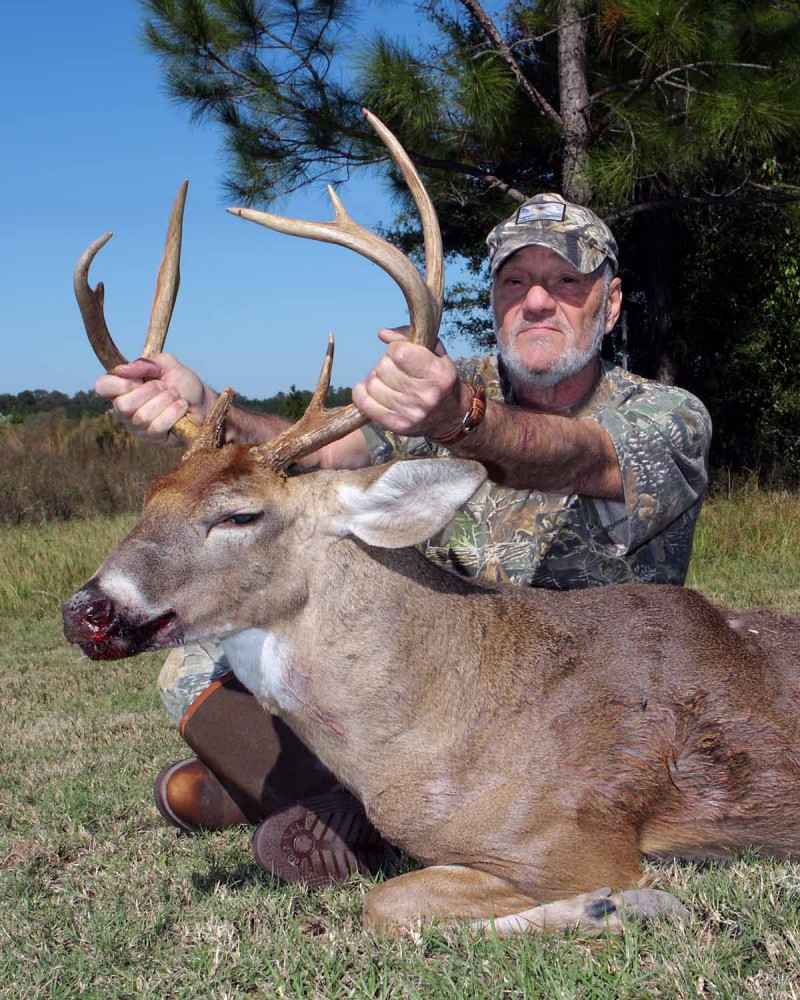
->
[62, 580, 182, 661]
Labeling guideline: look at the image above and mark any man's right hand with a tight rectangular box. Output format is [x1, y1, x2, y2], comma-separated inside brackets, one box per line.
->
[94, 353, 214, 446]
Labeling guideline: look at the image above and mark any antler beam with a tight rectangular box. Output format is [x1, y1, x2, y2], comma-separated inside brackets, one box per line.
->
[73, 180, 200, 446]
[230, 109, 444, 471]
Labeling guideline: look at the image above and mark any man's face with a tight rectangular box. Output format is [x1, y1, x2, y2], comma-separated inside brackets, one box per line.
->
[491, 245, 622, 387]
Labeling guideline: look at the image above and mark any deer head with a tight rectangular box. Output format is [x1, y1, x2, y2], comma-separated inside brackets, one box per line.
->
[63, 109, 466, 659]
[62, 448, 486, 660]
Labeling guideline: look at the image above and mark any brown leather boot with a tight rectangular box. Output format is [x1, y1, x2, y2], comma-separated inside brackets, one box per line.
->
[154, 671, 337, 833]
[154, 670, 397, 886]
[154, 757, 253, 832]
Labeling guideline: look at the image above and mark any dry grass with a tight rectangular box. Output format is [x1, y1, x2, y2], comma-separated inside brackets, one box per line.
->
[0, 411, 177, 523]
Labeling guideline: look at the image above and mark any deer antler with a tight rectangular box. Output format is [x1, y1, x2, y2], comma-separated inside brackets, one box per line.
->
[229, 108, 444, 472]
[73, 180, 201, 446]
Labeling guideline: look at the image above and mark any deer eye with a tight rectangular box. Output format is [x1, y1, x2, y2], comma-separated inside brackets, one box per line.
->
[226, 512, 263, 526]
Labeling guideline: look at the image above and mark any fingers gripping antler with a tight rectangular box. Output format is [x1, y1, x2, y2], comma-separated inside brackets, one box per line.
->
[73, 180, 201, 446]
[230, 108, 444, 471]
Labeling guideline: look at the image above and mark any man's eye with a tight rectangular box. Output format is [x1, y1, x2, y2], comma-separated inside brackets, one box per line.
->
[227, 512, 262, 526]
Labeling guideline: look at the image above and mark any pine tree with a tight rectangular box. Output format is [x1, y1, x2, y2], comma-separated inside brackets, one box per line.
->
[142, 1, 800, 229]
[142, 0, 800, 477]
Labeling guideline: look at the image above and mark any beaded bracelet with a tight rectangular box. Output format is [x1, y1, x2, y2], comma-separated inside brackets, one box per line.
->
[434, 374, 487, 446]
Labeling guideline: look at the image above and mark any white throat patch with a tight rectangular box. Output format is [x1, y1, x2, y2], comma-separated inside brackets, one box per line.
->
[222, 628, 298, 711]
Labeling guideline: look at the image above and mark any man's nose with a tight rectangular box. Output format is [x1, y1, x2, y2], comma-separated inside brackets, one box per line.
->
[521, 281, 556, 317]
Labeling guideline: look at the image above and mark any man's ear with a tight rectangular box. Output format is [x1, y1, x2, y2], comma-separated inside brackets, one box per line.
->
[605, 276, 622, 333]
[333, 459, 487, 548]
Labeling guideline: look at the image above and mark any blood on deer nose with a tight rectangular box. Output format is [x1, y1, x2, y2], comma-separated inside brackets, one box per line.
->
[83, 598, 115, 633]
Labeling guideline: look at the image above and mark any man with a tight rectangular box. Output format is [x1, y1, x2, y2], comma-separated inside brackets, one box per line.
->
[97, 194, 711, 885]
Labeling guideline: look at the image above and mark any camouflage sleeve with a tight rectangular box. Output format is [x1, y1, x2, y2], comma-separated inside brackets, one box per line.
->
[585, 383, 711, 552]
[360, 423, 436, 466]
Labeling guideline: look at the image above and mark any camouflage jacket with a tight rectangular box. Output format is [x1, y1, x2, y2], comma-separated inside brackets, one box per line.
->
[362, 356, 711, 590]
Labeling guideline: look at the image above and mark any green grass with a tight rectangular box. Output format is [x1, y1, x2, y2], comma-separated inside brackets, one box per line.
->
[687, 486, 800, 612]
[0, 513, 140, 621]
[1, 493, 799, 997]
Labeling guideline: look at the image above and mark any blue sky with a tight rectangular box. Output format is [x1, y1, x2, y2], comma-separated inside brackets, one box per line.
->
[1, 0, 478, 399]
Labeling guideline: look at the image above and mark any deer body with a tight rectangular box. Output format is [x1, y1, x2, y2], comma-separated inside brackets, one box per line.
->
[64, 448, 800, 933]
[248, 543, 800, 878]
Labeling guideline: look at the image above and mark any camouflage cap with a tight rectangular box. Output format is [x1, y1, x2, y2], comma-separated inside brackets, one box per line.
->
[486, 193, 618, 276]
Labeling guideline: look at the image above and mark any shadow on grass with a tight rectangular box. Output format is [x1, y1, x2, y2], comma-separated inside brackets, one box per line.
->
[190, 859, 268, 895]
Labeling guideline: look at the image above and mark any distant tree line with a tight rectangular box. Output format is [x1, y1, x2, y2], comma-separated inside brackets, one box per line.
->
[0, 386, 353, 425]
[234, 385, 353, 422]
[0, 390, 108, 423]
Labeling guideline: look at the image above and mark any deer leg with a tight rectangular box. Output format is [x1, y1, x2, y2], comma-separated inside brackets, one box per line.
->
[481, 825, 690, 936]
[470, 887, 690, 937]
[363, 865, 688, 936]
[362, 864, 540, 931]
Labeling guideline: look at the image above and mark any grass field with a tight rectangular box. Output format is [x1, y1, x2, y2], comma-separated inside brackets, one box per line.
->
[1, 491, 800, 997]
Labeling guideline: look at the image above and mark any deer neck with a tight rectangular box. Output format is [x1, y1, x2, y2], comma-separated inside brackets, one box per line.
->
[220, 535, 486, 790]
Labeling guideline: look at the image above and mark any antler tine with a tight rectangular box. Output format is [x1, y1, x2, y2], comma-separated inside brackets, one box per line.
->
[231, 110, 444, 472]
[228, 112, 442, 352]
[73, 182, 200, 446]
[74, 232, 128, 371]
[184, 387, 236, 459]
[229, 189, 439, 351]
[253, 335, 362, 472]
[144, 179, 188, 356]
[307, 333, 335, 411]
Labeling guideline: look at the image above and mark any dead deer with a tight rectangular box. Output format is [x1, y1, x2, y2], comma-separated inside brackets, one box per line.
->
[64, 111, 800, 937]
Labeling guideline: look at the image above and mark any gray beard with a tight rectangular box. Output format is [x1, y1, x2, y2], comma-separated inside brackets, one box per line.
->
[497, 288, 609, 389]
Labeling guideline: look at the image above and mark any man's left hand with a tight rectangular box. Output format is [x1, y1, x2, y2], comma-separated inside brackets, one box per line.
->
[352, 327, 466, 438]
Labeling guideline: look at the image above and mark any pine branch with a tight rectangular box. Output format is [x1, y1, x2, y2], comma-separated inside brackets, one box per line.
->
[261, 28, 326, 87]
[199, 45, 268, 92]
[606, 189, 800, 225]
[508, 14, 593, 52]
[591, 62, 773, 108]
[456, 0, 563, 128]
[591, 62, 775, 140]
[402, 149, 528, 203]
[745, 179, 800, 194]
[658, 78, 711, 97]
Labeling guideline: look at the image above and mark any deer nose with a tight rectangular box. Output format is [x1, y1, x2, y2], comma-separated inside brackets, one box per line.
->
[84, 598, 115, 629]
[62, 586, 121, 647]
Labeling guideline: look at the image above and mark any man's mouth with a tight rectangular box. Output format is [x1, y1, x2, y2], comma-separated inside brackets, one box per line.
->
[514, 323, 565, 338]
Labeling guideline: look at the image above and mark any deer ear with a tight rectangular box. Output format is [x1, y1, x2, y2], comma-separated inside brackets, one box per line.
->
[334, 459, 487, 549]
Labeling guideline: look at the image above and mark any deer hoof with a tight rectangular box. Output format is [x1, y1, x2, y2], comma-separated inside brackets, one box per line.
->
[608, 888, 690, 928]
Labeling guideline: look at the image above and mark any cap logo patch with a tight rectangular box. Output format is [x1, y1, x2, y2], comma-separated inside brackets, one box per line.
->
[517, 201, 565, 224]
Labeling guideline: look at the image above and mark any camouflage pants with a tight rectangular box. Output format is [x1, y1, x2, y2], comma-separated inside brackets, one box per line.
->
[158, 642, 230, 728]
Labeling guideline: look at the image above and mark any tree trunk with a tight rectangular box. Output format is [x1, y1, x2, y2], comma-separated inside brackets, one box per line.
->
[558, 0, 591, 204]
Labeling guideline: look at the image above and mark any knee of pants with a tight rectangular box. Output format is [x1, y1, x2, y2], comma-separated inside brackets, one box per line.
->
[157, 641, 230, 729]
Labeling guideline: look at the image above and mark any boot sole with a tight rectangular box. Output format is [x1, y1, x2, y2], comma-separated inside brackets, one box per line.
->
[252, 791, 397, 888]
